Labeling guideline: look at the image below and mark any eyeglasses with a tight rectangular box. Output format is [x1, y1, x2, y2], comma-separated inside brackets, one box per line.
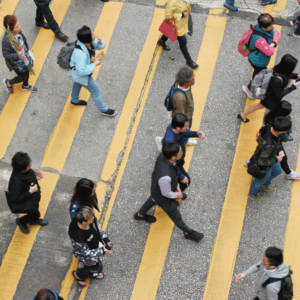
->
[187, 74, 195, 83]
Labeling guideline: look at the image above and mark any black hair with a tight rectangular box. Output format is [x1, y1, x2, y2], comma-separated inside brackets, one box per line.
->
[171, 113, 189, 129]
[77, 25, 92, 43]
[265, 247, 283, 267]
[258, 13, 274, 29]
[264, 101, 292, 125]
[11, 152, 31, 172]
[272, 116, 291, 132]
[162, 142, 180, 160]
[70, 178, 96, 208]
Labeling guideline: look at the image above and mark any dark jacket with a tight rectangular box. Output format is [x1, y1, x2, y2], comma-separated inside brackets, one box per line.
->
[8, 169, 41, 214]
[151, 154, 178, 206]
[2, 31, 29, 71]
[69, 194, 100, 220]
[34, 0, 52, 5]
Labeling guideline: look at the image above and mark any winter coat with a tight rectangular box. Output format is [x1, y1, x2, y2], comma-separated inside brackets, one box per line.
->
[165, 0, 190, 37]
[33, 0, 52, 5]
[245, 262, 289, 300]
[69, 39, 106, 86]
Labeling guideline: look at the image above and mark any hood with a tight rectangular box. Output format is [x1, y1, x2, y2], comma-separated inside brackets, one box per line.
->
[257, 124, 275, 146]
[265, 262, 289, 278]
[254, 24, 274, 38]
[68, 218, 84, 243]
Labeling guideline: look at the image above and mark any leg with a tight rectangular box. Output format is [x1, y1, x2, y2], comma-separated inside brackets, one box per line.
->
[295, 17, 300, 35]
[248, 62, 267, 89]
[161, 35, 168, 42]
[177, 35, 192, 62]
[280, 149, 291, 175]
[262, 162, 282, 187]
[249, 168, 272, 196]
[71, 82, 83, 103]
[85, 77, 108, 112]
[138, 196, 156, 216]
[36, 4, 60, 34]
[178, 165, 191, 192]
[10, 69, 28, 86]
[76, 262, 102, 281]
[19, 210, 40, 225]
[35, 6, 44, 24]
[224, 0, 238, 11]
[157, 35, 170, 51]
[240, 103, 264, 121]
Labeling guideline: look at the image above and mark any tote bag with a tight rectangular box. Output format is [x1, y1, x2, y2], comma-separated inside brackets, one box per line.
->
[159, 15, 177, 42]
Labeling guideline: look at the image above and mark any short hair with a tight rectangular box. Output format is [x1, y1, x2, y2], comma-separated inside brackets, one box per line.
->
[75, 206, 93, 223]
[77, 26, 92, 43]
[33, 288, 61, 300]
[265, 247, 283, 267]
[264, 101, 292, 125]
[162, 142, 180, 160]
[171, 113, 189, 129]
[11, 152, 31, 172]
[3, 15, 17, 31]
[258, 13, 274, 29]
[272, 116, 291, 132]
[176, 66, 194, 86]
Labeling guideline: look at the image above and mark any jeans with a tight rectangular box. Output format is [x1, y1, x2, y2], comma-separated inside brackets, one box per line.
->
[19, 210, 40, 225]
[35, 4, 60, 34]
[295, 15, 300, 35]
[139, 196, 192, 233]
[77, 262, 103, 280]
[71, 76, 108, 112]
[248, 60, 267, 89]
[249, 162, 282, 195]
[9, 69, 30, 86]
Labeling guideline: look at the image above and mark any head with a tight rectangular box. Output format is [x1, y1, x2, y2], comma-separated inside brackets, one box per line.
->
[162, 142, 182, 162]
[33, 288, 60, 300]
[171, 113, 189, 133]
[258, 13, 274, 31]
[75, 206, 94, 225]
[273, 54, 298, 81]
[3, 15, 20, 33]
[264, 101, 292, 125]
[11, 152, 31, 173]
[261, 247, 283, 270]
[176, 66, 195, 87]
[70, 178, 96, 207]
[271, 116, 291, 134]
[77, 26, 93, 44]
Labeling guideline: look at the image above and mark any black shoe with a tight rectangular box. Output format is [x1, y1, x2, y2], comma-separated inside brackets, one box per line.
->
[36, 22, 51, 30]
[29, 219, 48, 226]
[237, 114, 250, 123]
[157, 39, 170, 51]
[70, 100, 87, 106]
[288, 135, 293, 141]
[16, 218, 29, 234]
[100, 109, 117, 117]
[184, 230, 204, 241]
[186, 60, 199, 69]
[182, 193, 188, 200]
[134, 213, 156, 223]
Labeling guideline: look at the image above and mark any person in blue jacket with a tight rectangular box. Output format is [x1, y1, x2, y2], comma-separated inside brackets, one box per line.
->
[224, 0, 277, 12]
[69, 26, 116, 117]
[32, 288, 63, 300]
[162, 113, 204, 192]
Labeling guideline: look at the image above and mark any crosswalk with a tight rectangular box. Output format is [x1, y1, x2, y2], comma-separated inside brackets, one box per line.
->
[0, 0, 299, 300]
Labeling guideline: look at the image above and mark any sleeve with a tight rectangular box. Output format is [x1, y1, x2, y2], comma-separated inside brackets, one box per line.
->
[257, 144, 278, 167]
[71, 238, 104, 260]
[73, 49, 96, 76]
[165, 1, 181, 21]
[185, 129, 198, 138]
[291, 73, 298, 80]
[244, 262, 261, 276]
[266, 282, 280, 300]
[2, 38, 18, 61]
[268, 77, 296, 102]
[254, 38, 275, 56]
[158, 176, 178, 199]
[9, 180, 32, 203]
[92, 38, 106, 50]
[272, 28, 281, 46]
[176, 166, 185, 181]
[96, 221, 111, 249]
[173, 92, 187, 115]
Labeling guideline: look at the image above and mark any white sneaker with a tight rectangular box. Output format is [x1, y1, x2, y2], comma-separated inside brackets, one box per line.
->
[155, 136, 163, 152]
[287, 170, 300, 180]
[242, 85, 255, 100]
[186, 139, 197, 146]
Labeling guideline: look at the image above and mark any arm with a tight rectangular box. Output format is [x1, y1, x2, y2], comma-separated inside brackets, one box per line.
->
[158, 176, 178, 199]
[74, 49, 96, 76]
[266, 283, 280, 300]
[9, 180, 32, 203]
[71, 238, 104, 260]
[254, 38, 275, 56]
[92, 38, 106, 50]
[185, 129, 198, 138]
[2, 38, 18, 61]
[165, 1, 182, 21]
[272, 28, 281, 46]
[96, 221, 112, 250]
[176, 166, 186, 181]
[244, 262, 261, 276]
[268, 77, 296, 102]
[257, 145, 278, 167]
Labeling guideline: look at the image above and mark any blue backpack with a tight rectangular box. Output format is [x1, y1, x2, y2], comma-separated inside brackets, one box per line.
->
[164, 82, 187, 111]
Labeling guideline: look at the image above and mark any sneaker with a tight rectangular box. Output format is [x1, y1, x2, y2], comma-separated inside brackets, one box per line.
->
[16, 218, 29, 234]
[287, 170, 300, 180]
[100, 109, 117, 117]
[22, 85, 37, 92]
[186, 139, 197, 146]
[134, 212, 156, 223]
[3, 79, 13, 94]
[242, 85, 254, 100]
[293, 33, 300, 38]
[248, 192, 267, 201]
[290, 20, 299, 28]
[29, 219, 48, 226]
[70, 100, 87, 106]
[261, 0, 277, 5]
[259, 185, 273, 192]
[184, 230, 204, 241]
[244, 159, 250, 167]
[288, 135, 293, 142]
[155, 136, 163, 152]
[182, 193, 188, 200]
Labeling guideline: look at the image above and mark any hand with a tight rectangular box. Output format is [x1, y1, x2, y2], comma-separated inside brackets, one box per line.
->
[18, 54, 26, 60]
[107, 242, 112, 247]
[177, 190, 183, 199]
[91, 31, 96, 41]
[197, 131, 205, 140]
[277, 156, 283, 163]
[94, 58, 103, 66]
[104, 250, 110, 255]
[183, 11, 188, 17]
[236, 273, 246, 282]
[29, 184, 38, 194]
[96, 35, 102, 44]
[278, 150, 285, 158]
[181, 176, 189, 184]
[270, 42, 275, 48]
[294, 79, 300, 86]
[35, 171, 44, 180]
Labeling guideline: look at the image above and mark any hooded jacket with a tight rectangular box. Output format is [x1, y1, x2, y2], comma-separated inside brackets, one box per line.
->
[245, 262, 289, 300]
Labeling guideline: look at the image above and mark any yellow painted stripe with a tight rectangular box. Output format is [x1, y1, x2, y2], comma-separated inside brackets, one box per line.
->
[156, 0, 167, 5]
[0, 0, 20, 37]
[0, 172, 59, 300]
[40, 2, 123, 173]
[130, 15, 227, 300]
[0, 0, 72, 159]
[202, 25, 281, 300]
[264, 0, 287, 17]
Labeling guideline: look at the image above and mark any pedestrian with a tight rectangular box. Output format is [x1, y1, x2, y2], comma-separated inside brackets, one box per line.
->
[157, 0, 198, 69]
[290, 14, 300, 38]
[236, 247, 291, 300]
[2, 15, 37, 94]
[247, 116, 291, 201]
[69, 25, 116, 117]
[238, 54, 299, 122]
[134, 142, 204, 241]
[68, 206, 111, 287]
[32, 288, 64, 300]
[224, 0, 277, 12]
[33, 0, 68, 42]
[156, 113, 204, 192]
[8, 152, 48, 234]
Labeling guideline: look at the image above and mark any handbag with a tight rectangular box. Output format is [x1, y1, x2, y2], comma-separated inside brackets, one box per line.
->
[5, 191, 24, 213]
[13, 53, 33, 73]
[159, 15, 177, 42]
[247, 161, 269, 179]
[188, 13, 193, 36]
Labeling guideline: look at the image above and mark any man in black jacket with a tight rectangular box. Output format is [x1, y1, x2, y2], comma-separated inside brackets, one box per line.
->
[134, 142, 204, 241]
[8, 152, 48, 234]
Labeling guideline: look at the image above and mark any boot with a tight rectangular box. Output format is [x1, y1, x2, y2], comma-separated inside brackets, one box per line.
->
[157, 39, 170, 51]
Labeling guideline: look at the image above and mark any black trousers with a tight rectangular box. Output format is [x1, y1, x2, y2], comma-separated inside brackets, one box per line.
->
[177, 160, 191, 192]
[161, 34, 192, 62]
[281, 148, 291, 175]
[9, 69, 29, 87]
[77, 262, 103, 280]
[253, 297, 259, 300]
[19, 209, 40, 225]
[248, 60, 267, 89]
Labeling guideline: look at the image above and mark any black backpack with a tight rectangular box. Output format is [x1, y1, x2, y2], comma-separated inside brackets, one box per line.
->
[164, 81, 187, 111]
[57, 41, 82, 70]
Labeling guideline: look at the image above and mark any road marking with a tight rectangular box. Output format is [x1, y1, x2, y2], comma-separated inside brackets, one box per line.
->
[130, 15, 227, 300]
[202, 25, 281, 300]
[264, 0, 287, 17]
[40, 2, 123, 173]
[0, 0, 72, 159]
[0, 0, 20, 37]
[0, 172, 59, 300]
[156, 0, 167, 6]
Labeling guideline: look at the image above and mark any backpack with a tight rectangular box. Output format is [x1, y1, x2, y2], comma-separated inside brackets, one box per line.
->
[164, 82, 187, 111]
[57, 41, 82, 71]
[262, 267, 293, 300]
[238, 25, 269, 57]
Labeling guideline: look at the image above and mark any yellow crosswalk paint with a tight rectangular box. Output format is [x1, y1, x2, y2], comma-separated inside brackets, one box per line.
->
[202, 25, 281, 300]
[130, 15, 227, 300]
[0, 0, 72, 159]
[264, 0, 287, 17]
[0, 0, 20, 38]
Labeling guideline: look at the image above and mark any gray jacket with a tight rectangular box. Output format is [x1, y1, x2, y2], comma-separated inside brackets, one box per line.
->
[245, 261, 289, 300]
[34, 0, 52, 5]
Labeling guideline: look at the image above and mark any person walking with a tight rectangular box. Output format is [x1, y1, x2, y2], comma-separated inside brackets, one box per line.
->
[69, 25, 116, 117]
[238, 54, 299, 123]
[157, 0, 198, 69]
[224, 0, 277, 12]
[290, 14, 300, 38]
[134, 142, 204, 241]
[33, 0, 68, 42]
[2, 15, 37, 94]
[236, 247, 290, 300]
[69, 206, 111, 287]
[8, 152, 48, 234]
[247, 116, 291, 201]
[32, 288, 64, 300]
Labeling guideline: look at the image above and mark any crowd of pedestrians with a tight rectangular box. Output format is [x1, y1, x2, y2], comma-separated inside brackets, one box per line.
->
[1, 0, 299, 299]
